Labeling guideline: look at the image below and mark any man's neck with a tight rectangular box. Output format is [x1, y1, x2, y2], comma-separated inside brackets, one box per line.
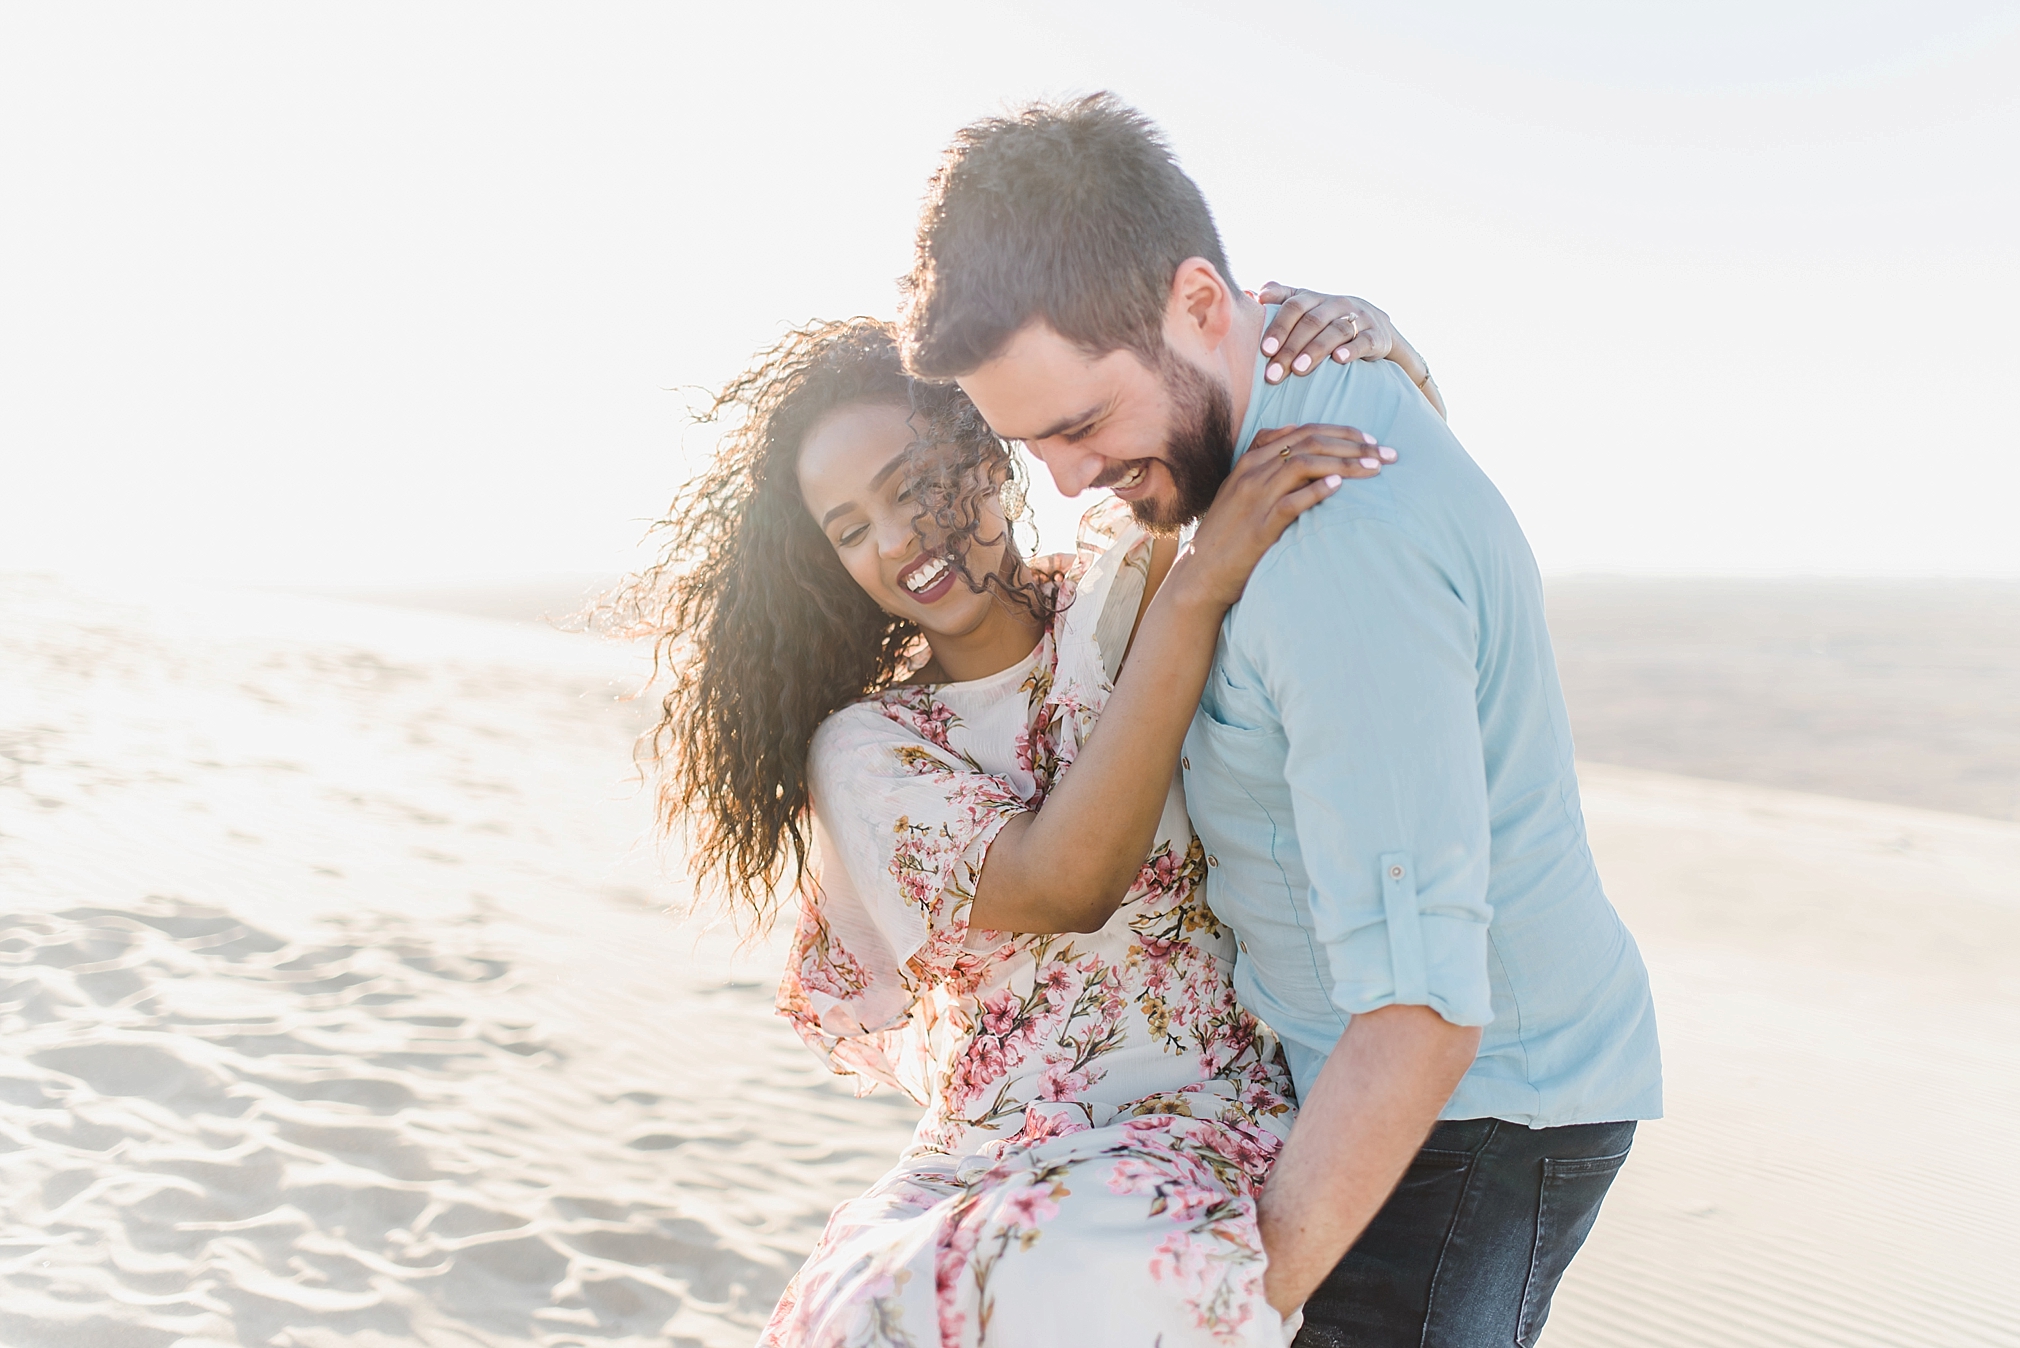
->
[1219, 294, 1267, 434]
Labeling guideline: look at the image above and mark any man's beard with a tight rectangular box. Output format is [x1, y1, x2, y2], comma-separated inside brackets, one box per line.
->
[1129, 354, 1235, 535]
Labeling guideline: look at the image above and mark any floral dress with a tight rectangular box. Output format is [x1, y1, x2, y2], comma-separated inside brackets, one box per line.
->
[764, 504, 1299, 1348]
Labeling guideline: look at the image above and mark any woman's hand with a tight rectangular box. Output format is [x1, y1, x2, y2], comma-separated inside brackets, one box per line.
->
[1255, 283, 1447, 419]
[971, 424, 1392, 938]
[1170, 424, 1395, 610]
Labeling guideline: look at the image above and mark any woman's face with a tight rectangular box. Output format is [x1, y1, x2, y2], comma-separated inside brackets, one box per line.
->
[797, 401, 1014, 640]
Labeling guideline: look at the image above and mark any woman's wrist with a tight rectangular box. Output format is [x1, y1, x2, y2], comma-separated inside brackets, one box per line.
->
[1151, 549, 1239, 619]
[1387, 333, 1429, 385]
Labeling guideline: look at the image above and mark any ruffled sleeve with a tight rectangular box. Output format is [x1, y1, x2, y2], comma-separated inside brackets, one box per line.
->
[1051, 497, 1155, 714]
[777, 699, 1028, 1099]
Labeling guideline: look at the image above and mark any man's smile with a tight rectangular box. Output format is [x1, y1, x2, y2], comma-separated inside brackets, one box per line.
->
[1092, 460, 1155, 499]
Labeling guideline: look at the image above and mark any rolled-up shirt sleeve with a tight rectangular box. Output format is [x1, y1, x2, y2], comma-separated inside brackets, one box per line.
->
[1241, 516, 1495, 1027]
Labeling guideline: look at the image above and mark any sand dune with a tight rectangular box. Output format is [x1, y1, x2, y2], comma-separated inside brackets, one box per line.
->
[1547, 577, 2020, 821]
[2, 573, 2014, 1346]
[1547, 765, 2020, 1348]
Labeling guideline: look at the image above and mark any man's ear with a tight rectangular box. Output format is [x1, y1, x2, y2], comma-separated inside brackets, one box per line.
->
[1165, 257, 1235, 355]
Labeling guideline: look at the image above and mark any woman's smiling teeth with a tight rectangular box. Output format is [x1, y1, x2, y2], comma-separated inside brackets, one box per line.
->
[904, 556, 952, 594]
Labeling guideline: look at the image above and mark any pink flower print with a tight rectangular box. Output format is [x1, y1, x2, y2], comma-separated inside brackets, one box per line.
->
[796, 918, 873, 1002]
[1013, 714, 1064, 801]
[966, 1036, 1008, 1080]
[1142, 847, 1184, 893]
[1011, 720, 1038, 769]
[1012, 1103, 1090, 1145]
[1037, 1064, 1093, 1101]
[945, 1037, 1010, 1113]
[937, 1292, 966, 1347]
[1198, 1123, 1279, 1184]
[940, 945, 1003, 1000]
[1106, 1155, 1170, 1198]
[1121, 1114, 1182, 1139]
[935, 1214, 980, 1344]
[1000, 1182, 1062, 1232]
[883, 692, 961, 751]
[980, 989, 1020, 1036]
[1149, 1229, 1213, 1286]
[1160, 1183, 1224, 1225]
[1037, 963, 1077, 1000]
[1148, 1228, 1265, 1343]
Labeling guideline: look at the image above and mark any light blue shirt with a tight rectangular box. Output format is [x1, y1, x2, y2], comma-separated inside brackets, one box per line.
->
[1180, 329, 1662, 1126]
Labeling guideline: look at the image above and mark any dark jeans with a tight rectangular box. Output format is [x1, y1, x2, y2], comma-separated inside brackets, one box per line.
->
[1295, 1118, 1636, 1348]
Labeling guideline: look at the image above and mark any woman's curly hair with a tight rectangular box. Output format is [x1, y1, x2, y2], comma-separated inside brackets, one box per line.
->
[607, 317, 1044, 934]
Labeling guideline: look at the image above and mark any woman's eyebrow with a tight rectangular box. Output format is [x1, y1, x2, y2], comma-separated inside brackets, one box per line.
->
[821, 450, 910, 527]
[867, 449, 908, 490]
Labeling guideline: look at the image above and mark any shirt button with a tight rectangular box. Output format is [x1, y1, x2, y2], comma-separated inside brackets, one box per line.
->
[1181, 756, 1191, 770]
[1239, 940, 1249, 953]
[1207, 855, 1219, 867]
[1389, 865, 1405, 879]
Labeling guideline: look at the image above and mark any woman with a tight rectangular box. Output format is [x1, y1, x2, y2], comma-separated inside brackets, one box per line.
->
[622, 289, 1440, 1346]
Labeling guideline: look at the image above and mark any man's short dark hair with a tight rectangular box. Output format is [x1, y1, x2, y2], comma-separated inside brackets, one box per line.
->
[900, 93, 1233, 379]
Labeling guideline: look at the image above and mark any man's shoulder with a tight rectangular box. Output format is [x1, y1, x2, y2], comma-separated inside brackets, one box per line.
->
[1256, 398, 1523, 577]
[1231, 508, 1438, 644]
[1249, 350, 1412, 433]
[1223, 470, 1492, 657]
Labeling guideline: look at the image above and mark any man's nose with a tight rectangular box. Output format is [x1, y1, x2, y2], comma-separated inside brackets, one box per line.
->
[1031, 442, 1103, 498]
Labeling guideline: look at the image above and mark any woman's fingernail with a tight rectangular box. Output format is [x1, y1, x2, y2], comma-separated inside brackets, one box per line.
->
[1324, 474, 1342, 488]
[1261, 336, 1281, 355]
[1361, 431, 1377, 445]
[1359, 457, 1379, 469]
[1292, 353, 1312, 373]
[1334, 347, 1351, 362]
[1266, 362, 1283, 382]
[1379, 446, 1397, 462]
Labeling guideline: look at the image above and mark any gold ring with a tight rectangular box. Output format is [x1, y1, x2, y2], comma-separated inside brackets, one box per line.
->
[1279, 445, 1292, 460]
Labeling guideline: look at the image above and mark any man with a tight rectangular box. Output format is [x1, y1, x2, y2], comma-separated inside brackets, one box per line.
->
[898, 95, 1661, 1347]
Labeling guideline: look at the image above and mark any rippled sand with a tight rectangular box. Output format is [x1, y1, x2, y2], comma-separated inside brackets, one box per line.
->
[1549, 766, 2020, 1348]
[3, 573, 2015, 1347]
[0, 575, 916, 1347]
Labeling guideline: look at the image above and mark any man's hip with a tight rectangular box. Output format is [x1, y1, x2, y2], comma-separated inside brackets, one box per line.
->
[1295, 1117, 1636, 1348]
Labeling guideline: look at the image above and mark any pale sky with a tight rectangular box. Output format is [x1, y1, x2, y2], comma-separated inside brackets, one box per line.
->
[3, 1, 2016, 586]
